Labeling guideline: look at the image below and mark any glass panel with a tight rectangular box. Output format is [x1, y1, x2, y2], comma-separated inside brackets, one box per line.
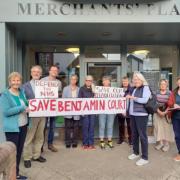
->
[88, 64, 118, 86]
[127, 45, 178, 91]
[35, 45, 80, 88]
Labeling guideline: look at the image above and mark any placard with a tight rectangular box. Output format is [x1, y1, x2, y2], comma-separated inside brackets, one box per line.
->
[29, 97, 126, 117]
[94, 86, 124, 98]
[35, 80, 59, 99]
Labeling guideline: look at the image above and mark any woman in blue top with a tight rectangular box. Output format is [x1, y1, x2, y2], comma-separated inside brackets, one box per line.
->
[0, 72, 29, 180]
[99, 76, 115, 149]
[126, 72, 151, 166]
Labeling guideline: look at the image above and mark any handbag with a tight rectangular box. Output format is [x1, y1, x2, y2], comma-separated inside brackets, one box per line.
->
[144, 87, 158, 114]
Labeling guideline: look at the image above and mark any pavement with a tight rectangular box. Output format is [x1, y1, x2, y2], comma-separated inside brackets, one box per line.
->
[20, 139, 180, 180]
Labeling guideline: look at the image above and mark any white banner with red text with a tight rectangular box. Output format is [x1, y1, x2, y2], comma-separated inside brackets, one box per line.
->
[29, 98, 126, 117]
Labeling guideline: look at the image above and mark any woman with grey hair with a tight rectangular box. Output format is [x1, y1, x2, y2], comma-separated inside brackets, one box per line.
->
[78, 75, 96, 150]
[154, 79, 174, 152]
[126, 72, 151, 166]
[62, 74, 80, 148]
[99, 76, 115, 149]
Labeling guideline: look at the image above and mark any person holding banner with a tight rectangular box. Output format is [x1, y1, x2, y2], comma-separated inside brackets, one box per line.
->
[62, 74, 80, 148]
[22, 65, 46, 169]
[0, 72, 29, 179]
[167, 77, 180, 161]
[78, 75, 96, 150]
[117, 76, 132, 145]
[42, 65, 62, 152]
[127, 72, 151, 166]
[99, 76, 115, 149]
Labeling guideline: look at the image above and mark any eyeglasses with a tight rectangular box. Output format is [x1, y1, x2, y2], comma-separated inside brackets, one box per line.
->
[86, 80, 92, 82]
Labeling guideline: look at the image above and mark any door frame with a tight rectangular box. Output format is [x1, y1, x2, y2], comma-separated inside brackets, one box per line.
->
[79, 56, 121, 86]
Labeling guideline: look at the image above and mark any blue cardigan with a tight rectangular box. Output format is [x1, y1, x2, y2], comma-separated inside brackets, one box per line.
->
[0, 89, 27, 132]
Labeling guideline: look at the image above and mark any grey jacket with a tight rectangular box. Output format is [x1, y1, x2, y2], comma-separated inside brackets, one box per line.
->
[22, 81, 35, 100]
[62, 85, 80, 120]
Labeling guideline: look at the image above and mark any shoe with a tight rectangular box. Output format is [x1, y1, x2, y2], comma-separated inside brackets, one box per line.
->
[155, 143, 164, 151]
[33, 156, 46, 163]
[88, 145, 96, 150]
[107, 140, 114, 148]
[128, 154, 140, 160]
[82, 145, 89, 150]
[174, 154, 180, 162]
[162, 144, 170, 152]
[48, 144, 58, 152]
[117, 140, 124, 144]
[72, 144, 78, 148]
[100, 141, 105, 149]
[24, 160, 31, 168]
[16, 175, 27, 179]
[136, 158, 149, 166]
[66, 144, 71, 148]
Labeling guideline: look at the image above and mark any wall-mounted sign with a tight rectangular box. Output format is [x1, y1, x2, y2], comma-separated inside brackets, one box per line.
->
[0, 0, 180, 22]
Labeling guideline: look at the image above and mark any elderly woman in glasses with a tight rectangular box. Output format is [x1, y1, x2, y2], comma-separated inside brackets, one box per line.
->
[78, 75, 96, 150]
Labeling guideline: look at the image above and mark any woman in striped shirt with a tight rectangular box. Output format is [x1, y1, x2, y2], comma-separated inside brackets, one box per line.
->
[154, 79, 174, 152]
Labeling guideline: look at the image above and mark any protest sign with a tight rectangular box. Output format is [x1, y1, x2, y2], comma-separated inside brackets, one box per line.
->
[94, 86, 124, 98]
[29, 97, 126, 117]
[35, 80, 59, 98]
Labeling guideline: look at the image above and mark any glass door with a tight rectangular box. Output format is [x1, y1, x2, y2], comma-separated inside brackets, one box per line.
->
[87, 62, 121, 87]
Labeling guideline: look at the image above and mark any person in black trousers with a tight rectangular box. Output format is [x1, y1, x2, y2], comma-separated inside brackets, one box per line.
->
[117, 76, 132, 145]
[0, 72, 30, 179]
[62, 74, 80, 148]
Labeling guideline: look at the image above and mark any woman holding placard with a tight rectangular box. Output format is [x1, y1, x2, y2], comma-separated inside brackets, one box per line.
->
[126, 72, 151, 166]
[0, 72, 29, 179]
[167, 77, 180, 161]
[62, 74, 80, 148]
[98, 76, 115, 149]
[78, 75, 96, 150]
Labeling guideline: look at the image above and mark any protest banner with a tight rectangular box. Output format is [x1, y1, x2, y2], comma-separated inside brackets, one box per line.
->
[94, 86, 125, 98]
[35, 80, 59, 98]
[29, 97, 126, 117]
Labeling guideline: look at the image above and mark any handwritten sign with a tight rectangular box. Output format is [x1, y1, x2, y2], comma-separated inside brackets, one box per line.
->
[29, 98, 126, 117]
[35, 80, 59, 99]
[94, 86, 124, 98]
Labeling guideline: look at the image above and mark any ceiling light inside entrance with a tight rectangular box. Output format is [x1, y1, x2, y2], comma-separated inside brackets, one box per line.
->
[66, 48, 80, 53]
[133, 50, 150, 55]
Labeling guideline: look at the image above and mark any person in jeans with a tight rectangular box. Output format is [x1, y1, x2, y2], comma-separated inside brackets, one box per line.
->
[126, 72, 151, 166]
[0, 72, 29, 179]
[99, 76, 115, 149]
[42, 65, 62, 152]
[167, 77, 180, 161]
[62, 74, 80, 148]
[78, 75, 96, 150]
[117, 76, 132, 145]
[23, 65, 46, 168]
[154, 79, 174, 152]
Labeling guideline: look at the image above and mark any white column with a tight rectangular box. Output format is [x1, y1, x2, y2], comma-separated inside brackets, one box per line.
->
[0, 23, 6, 92]
[0, 22, 6, 142]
